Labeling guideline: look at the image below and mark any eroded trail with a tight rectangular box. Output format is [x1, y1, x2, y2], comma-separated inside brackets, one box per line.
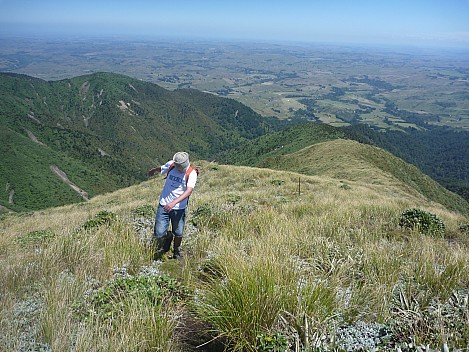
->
[50, 165, 89, 201]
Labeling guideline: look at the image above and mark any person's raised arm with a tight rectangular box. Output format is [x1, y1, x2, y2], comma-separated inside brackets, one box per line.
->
[148, 166, 162, 177]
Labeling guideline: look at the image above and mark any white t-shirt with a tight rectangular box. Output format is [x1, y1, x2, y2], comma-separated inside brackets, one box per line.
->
[159, 161, 198, 210]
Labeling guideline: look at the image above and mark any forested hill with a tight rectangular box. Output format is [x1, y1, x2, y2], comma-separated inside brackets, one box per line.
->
[1, 71, 467, 213]
[0, 72, 270, 211]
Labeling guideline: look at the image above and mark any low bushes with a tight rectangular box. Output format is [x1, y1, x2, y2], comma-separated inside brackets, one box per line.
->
[399, 208, 446, 237]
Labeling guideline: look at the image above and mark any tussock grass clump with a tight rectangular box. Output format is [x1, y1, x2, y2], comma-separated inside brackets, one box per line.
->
[193, 255, 292, 350]
[390, 282, 469, 347]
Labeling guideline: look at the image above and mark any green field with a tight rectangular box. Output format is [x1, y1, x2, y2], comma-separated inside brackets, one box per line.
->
[2, 37, 468, 131]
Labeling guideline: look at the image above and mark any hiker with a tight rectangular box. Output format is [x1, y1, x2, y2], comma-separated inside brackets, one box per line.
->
[148, 152, 198, 259]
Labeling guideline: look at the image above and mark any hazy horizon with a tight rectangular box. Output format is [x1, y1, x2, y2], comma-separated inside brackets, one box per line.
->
[1, 0, 469, 49]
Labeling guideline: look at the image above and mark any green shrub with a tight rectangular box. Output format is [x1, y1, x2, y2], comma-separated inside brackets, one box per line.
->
[16, 229, 55, 246]
[191, 203, 212, 227]
[82, 210, 117, 231]
[459, 223, 469, 234]
[399, 208, 446, 237]
[255, 332, 289, 351]
[226, 194, 241, 205]
[131, 204, 155, 218]
[340, 182, 351, 190]
[270, 179, 285, 186]
[74, 273, 186, 320]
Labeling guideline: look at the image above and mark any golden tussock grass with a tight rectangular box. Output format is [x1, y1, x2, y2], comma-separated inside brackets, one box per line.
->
[1, 160, 468, 350]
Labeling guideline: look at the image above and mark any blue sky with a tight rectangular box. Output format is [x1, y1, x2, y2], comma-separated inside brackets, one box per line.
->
[1, 0, 469, 47]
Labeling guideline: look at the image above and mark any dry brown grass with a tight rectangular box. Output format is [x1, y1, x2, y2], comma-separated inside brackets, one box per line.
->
[1, 160, 468, 350]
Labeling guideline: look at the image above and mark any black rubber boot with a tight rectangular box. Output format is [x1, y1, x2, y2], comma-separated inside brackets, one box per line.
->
[153, 237, 165, 260]
[172, 236, 183, 259]
[162, 231, 173, 253]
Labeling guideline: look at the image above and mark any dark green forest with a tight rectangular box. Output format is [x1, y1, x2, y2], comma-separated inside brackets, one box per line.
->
[0, 72, 270, 211]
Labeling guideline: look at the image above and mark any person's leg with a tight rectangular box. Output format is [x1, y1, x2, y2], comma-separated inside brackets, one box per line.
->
[169, 208, 187, 258]
[154, 205, 171, 253]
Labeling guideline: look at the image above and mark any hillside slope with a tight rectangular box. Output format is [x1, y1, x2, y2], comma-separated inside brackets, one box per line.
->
[0, 72, 270, 211]
[343, 124, 469, 202]
[1, 160, 468, 350]
[219, 121, 468, 213]
[257, 139, 469, 213]
[219, 121, 346, 166]
[0, 126, 110, 210]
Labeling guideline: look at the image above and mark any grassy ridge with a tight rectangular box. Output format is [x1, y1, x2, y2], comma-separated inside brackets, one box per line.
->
[258, 139, 469, 214]
[1, 160, 468, 350]
[343, 124, 469, 202]
[219, 122, 469, 214]
[219, 122, 346, 166]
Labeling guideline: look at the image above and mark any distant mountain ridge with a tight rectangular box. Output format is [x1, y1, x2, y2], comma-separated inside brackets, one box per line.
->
[0, 72, 271, 211]
[1, 72, 467, 214]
